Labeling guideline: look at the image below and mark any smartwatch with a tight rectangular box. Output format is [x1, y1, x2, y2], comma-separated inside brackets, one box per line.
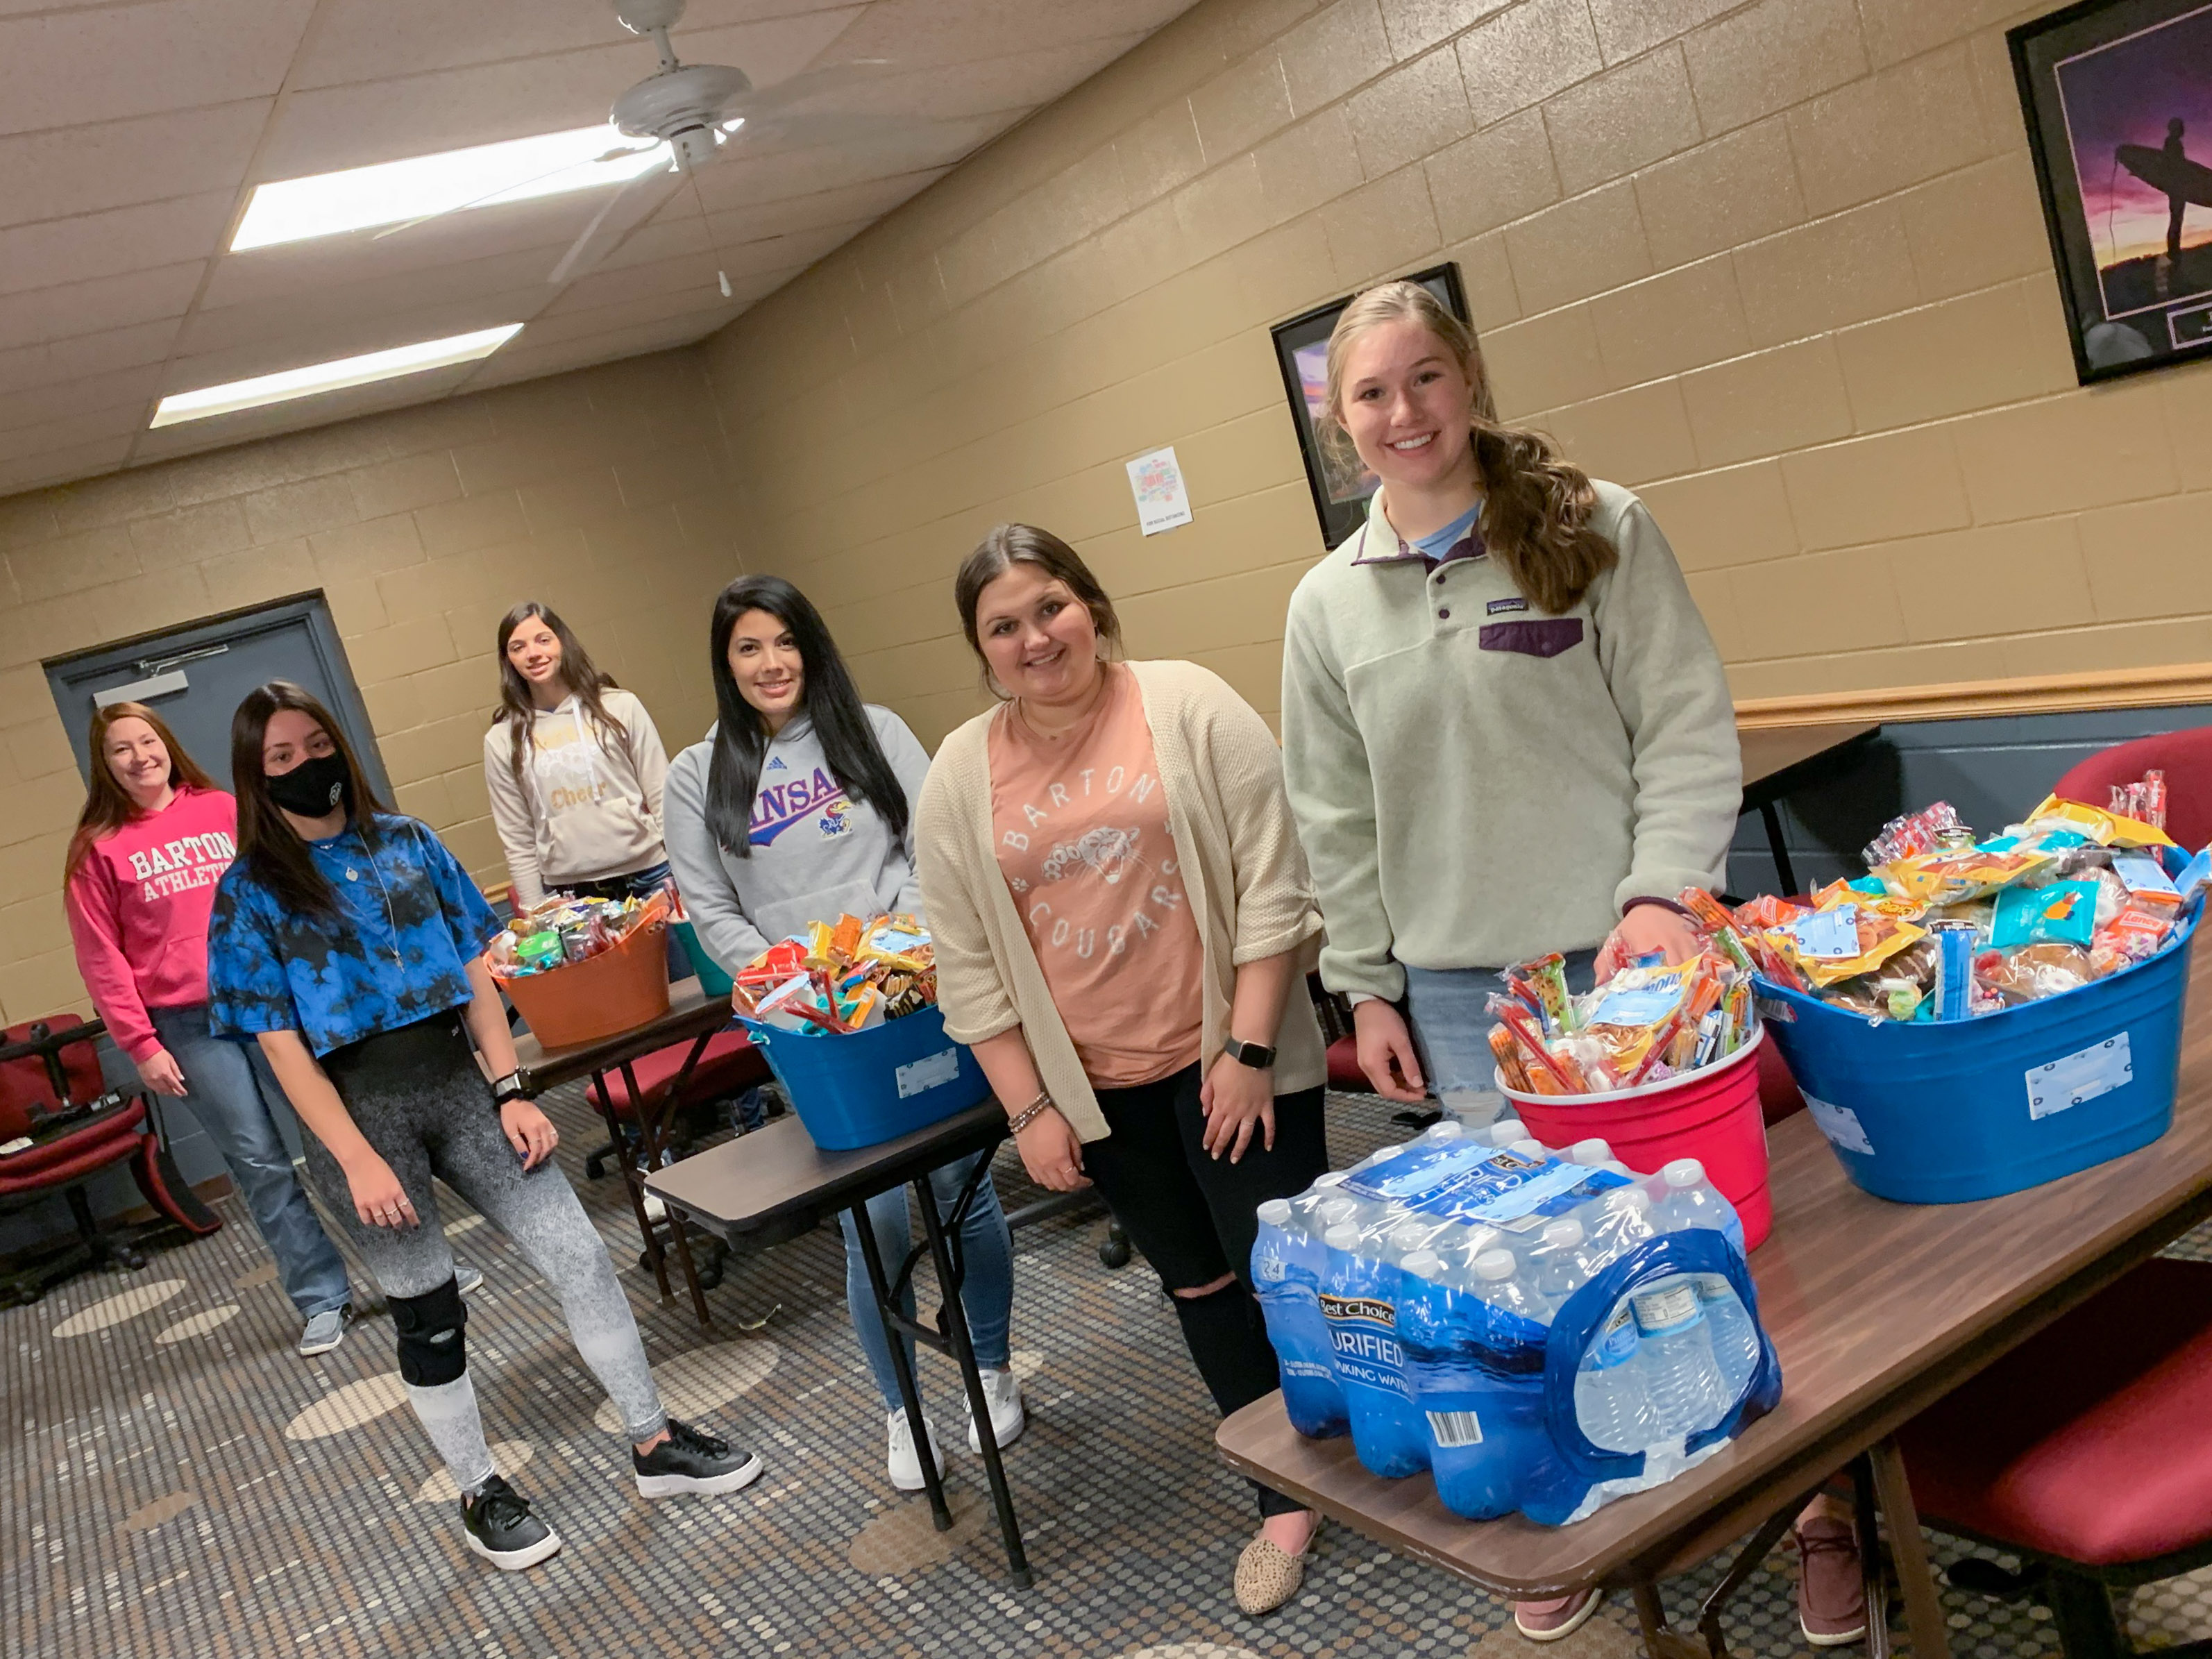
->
[492, 1071, 526, 1104]
[1224, 1037, 1276, 1070]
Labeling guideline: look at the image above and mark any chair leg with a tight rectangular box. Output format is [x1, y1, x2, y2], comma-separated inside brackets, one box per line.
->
[68, 1184, 146, 1271]
[2045, 1568, 2131, 1659]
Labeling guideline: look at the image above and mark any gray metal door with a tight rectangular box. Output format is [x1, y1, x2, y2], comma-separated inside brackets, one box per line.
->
[44, 591, 391, 797]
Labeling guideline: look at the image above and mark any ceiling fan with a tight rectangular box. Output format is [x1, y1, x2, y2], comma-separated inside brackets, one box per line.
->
[383, 0, 897, 289]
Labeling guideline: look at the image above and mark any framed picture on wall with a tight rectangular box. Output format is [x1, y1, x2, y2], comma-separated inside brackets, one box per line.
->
[2011, 0, 2212, 384]
[1269, 262, 1469, 548]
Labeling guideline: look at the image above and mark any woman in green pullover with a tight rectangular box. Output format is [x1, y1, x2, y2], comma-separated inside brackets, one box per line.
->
[1281, 280, 1855, 1647]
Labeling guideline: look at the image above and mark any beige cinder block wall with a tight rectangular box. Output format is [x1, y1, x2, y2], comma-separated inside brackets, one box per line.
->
[702, 0, 2210, 750]
[0, 347, 742, 1024]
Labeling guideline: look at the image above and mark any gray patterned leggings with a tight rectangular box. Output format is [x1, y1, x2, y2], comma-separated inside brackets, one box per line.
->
[301, 1014, 666, 1489]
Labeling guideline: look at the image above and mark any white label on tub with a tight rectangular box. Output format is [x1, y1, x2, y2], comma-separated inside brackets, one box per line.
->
[896, 1047, 961, 1098]
[2026, 1031, 2132, 1121]
[1802, 1092, 1875, 1156]
[1755, 996, 1796, 1024]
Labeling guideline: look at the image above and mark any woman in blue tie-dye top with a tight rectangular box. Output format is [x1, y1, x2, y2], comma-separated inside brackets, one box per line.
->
[205, 680, 762, 1573]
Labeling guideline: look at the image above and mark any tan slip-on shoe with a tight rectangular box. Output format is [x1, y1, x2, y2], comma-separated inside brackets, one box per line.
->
[1234, 1522, 1320, 1616]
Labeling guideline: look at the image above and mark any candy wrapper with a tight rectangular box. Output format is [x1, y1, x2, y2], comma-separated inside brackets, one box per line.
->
[489, 891, 669, 979]
[2021, 793, 2177, 850]
[732, 913, 939, 1035]
[1863, 801, 1964, 868]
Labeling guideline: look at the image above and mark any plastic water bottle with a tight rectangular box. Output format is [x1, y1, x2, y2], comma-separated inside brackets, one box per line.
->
[1320, 1220, 1429, 1477]
[1654, 1158, 1746, 1254]
[1508, 1138, 1546, 1160]
[1631, 1277, 1728, 1440]
[1252, 1197, 1349, 1438]
[1395, 1243, 1546, 1519]
[1699, 1274, 1763, 1403]
[1530, 1218, 1600, 1308]
[1486, 1116, 1526, 1147]
[1585, 1185, 1660, 1270]
[1472, 1247, 1553, 1324]
[1573, 1297, 1655, 1453]
[1571, 1136, 1634, 1177]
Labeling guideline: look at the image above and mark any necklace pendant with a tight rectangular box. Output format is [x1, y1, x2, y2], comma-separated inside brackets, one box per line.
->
[345, 868, 358, 882]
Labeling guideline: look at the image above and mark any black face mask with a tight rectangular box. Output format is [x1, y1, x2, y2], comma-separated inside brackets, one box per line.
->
[265, 752, 350, 818]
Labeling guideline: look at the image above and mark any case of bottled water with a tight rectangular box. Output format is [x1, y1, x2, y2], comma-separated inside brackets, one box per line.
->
[1255, 1122, 1782, 1526]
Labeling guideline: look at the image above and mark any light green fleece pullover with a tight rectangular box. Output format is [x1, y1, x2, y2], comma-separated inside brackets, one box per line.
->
[1281, 480, 1741, 1001]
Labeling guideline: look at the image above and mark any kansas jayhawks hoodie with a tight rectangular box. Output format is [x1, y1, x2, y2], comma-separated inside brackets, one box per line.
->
[662, 707, 934, 975]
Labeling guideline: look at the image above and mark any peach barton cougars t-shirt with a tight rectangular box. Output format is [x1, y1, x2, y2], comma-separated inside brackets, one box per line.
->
[988, 664, 1204, 1088]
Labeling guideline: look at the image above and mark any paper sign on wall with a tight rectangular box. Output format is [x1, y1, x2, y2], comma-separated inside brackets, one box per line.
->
[1126, 445, 1194, 536]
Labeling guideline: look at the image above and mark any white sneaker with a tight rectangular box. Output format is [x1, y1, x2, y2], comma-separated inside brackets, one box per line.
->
[965, 1367, 1026, 1454]
[886, 1408, 943, 1492]
[297, 1307, 347, 1357]
[634, 1163, 666, 1222]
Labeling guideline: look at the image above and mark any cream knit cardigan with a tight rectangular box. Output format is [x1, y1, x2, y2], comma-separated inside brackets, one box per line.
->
[915, 659, 1328, 1143]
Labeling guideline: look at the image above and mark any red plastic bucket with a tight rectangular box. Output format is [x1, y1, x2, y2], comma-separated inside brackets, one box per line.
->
[1495, 1027, 1774, 1250]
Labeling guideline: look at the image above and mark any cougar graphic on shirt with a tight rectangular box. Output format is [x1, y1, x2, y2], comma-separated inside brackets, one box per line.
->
[1041, 825, 1144, 887]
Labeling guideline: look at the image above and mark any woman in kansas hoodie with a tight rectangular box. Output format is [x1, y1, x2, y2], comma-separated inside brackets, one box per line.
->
[62, 701, 355, 1355]
[484, 603, 671, 912]
[664, 575, 1024, 1496]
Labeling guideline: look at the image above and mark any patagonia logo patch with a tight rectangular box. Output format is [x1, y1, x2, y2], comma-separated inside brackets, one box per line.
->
[1485, 596, 1528, 614]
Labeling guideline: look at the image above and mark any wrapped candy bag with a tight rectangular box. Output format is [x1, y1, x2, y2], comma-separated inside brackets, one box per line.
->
[2022, 793, 2177, 850]
[732, 912, 942, 1033]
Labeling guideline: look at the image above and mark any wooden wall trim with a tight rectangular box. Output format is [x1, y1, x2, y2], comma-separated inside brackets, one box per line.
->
[1734, 664, 2212, 730]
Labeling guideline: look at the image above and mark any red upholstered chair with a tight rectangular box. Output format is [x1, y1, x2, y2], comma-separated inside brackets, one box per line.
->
[2053, 727, 2212, 854]
[0, 1016, 220, 1305]
[584, 1028, 771, 1137]
[1896, 1255, 2212, 1656]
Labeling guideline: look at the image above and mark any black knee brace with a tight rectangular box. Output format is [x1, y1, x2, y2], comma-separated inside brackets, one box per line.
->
[391, 1276, 468, 1388]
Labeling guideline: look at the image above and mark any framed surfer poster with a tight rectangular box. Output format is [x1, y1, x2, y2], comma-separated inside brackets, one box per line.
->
[2011, 0, 2212, 384]
[1270, 262, 1469, 548]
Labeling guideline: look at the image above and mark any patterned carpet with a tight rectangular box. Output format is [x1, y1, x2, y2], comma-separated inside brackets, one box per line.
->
[6, 1083, 2212, 1659]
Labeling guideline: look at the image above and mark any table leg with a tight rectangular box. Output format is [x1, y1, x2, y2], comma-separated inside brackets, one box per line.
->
[593, 1067, 670, 1300]
[1868, 1436, 1952, 1659]
[849, 1201, 954, 1534]
[1852, 1455, 1891, 1659]
[627, 1056, 711, 1327]
[1759, 800, 1798, 897]
[1630, 1579, 1705, 1659]
[915, 1174, 1032, 1589]
[1695, 1489, 1821, 1656]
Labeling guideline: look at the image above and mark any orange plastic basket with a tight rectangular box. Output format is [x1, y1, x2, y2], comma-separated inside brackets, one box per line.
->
[500, 916, 672, 1049]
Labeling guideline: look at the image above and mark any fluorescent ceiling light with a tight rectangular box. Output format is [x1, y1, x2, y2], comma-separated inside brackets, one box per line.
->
[232, 125, 668, 251]
[149, 324, 523, 428]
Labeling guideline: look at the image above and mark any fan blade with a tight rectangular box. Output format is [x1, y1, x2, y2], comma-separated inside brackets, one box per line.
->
[372, 146, 663, 242]
[548, 159, 683, 284]
[729, 58, 893, 122]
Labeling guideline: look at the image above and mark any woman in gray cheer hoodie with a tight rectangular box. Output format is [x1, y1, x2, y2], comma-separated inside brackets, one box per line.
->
[662, 574, 1023, 1496]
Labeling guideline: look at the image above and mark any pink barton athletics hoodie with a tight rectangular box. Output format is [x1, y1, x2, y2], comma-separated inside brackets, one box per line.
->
[63, 785, 239, 1063]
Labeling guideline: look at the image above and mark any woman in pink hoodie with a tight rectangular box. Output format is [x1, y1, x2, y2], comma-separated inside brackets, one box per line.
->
[63, 702, 361, 1356]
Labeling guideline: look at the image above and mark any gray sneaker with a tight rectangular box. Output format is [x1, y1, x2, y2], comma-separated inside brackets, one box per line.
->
[456, 1262, 485, 1296]
[298, 1307, 348, 1357]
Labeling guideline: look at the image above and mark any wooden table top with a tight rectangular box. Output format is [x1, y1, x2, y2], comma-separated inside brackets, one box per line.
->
[1737, 720, 1881, 807]
[644, 1100, 1008, 1248]
[1219, 945, 2212, 1599]
[509, 976, 734, 1096]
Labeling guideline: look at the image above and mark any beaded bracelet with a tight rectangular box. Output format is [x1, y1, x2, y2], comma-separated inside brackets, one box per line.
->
[1006, 1091, 1055, 1134]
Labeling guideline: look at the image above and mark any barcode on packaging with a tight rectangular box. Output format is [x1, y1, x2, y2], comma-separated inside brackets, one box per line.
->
[1426, 1409, 1483, 1449]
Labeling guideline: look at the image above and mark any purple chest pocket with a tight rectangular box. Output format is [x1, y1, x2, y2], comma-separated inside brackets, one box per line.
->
[1478, 618, 1584, 658]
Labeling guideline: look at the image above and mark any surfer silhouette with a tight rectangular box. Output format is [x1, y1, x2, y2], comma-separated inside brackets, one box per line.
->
[2116, 117, 2212, 301]
[2168, 117, 2188, 262]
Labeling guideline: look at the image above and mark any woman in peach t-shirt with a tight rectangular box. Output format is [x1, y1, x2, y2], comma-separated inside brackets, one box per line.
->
[914, 524, 1332, 1617]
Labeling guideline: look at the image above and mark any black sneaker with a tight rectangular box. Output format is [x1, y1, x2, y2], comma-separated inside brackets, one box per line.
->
[632, 1419, 763, 1499]
[460, 1475, 562, 1571]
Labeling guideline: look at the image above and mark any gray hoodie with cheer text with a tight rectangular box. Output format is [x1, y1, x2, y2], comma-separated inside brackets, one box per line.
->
[662, 707, 934, 977]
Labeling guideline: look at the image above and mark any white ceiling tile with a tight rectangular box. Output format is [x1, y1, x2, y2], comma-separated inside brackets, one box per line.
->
[693, 169, 936, 236]
[184, 253, 560, 358]
[0, 191, 234, 298]
[709, 218, 868, 276]
[0, 0, 315, 138]
[0, 364, 164, 435]
[0, 401, 148, 460]
[596, 216, 715, 272]
[0, 437, 132, 497]
[458, 316, 729, 389]
[0, 262, 205, 353]
[0, 318, 180, 398]
[541, 251, 729, 317]
[514, 287, 740, 348]
[0, 101, 269, 230]
[827, 0, 1183, 69]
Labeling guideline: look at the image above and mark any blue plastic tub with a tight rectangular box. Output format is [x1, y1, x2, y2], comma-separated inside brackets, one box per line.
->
[1757, 909, 2199, 1204]
[740, 1006, 990, 1151]
[670, 920, 734, 997]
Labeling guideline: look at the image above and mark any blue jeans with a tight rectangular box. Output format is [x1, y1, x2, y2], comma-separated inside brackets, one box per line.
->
[1402, 949, 1601, 1127]
[840, 1152, 1014, 1409]
[149, 1004, 353, 1319]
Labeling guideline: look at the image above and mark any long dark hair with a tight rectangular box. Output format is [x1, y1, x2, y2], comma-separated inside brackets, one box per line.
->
[704, 576, 909, 859]
[953, 523, 1123, 697]
[230, 681, 391, 919]
[65, 701, 221, 885]
[1320, 280, 1617, 616]
[491, 600, 629, 792]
